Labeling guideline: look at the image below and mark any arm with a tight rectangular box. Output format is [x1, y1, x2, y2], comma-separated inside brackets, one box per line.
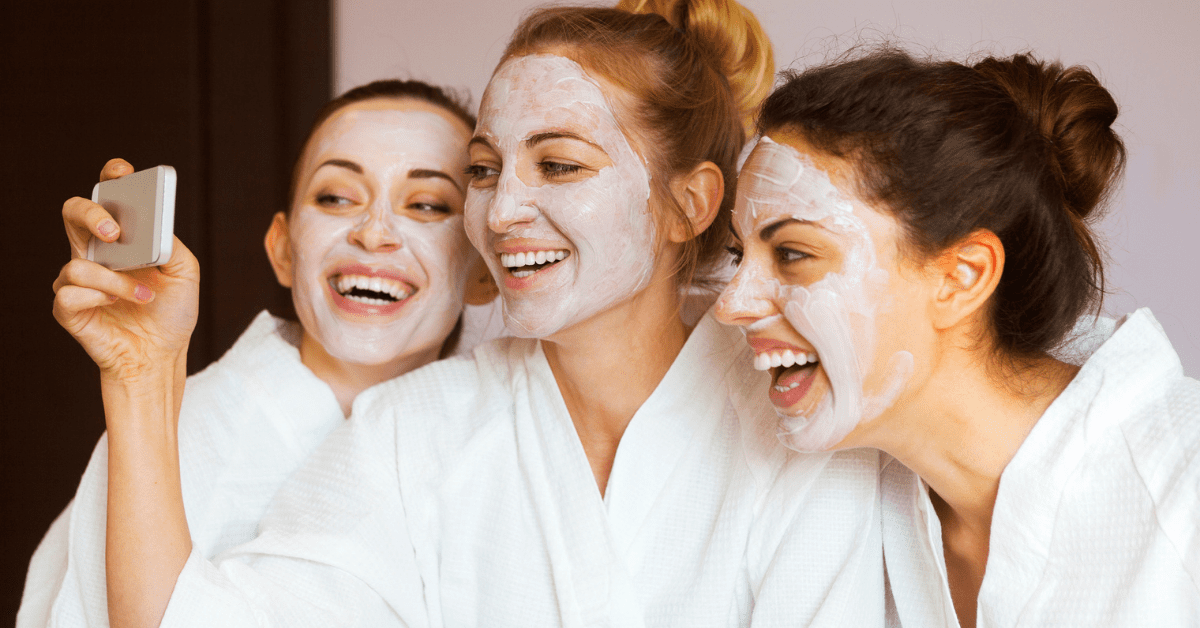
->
[52, 158, 200, 628]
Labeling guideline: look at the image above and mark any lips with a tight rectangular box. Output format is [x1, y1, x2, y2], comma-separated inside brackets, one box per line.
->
[325, 264, 417, 316]
[748, 336, 823, 409]
[493, 240, 572, 289]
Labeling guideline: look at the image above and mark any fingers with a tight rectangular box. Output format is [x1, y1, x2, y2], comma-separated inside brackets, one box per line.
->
[52, 285, 118, 328]
[100, 158, 135, 182]
[62, 196, 119, 259]
[53, 258, 154, 304]
[156, 236, 201, 281]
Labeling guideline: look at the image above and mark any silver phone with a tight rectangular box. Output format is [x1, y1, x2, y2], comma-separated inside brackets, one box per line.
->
[87, 165, 176, 271]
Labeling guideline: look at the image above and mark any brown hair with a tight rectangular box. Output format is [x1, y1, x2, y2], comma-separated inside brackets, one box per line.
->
[500, 0, 773, 287]
[758, 49, 1125, 359]
[287, 79, 476, 212]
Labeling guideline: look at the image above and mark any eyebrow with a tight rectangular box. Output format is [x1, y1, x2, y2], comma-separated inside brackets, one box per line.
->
[759, 218, 818, 241]
[316, 158, 362, 174]
[468, 136, 493, 151]
[524, 131, 603, 151]
[409, 168, 463, 194]
[315, 160, 462, 194]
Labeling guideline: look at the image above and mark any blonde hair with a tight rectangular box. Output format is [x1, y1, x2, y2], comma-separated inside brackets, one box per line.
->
[616, 0, 774, 138]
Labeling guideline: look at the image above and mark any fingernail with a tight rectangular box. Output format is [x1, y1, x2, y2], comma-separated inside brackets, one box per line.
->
[98, 220, 118, 237]
[134, 284, 153, 302]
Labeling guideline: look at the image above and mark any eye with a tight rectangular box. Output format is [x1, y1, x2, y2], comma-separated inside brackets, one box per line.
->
[316, 193, 355, 208]
[408, 201, 451, 215]
[538, 161, 583, 180]
[777, 247, 810, 264]
[464, 164, 499, 187]
[725, 245, 744, 266]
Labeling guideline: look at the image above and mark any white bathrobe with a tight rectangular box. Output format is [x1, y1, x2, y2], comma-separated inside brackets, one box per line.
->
[17, 311, 345, 628]
[883, 308, 1200, 627]
[158, 311, 886, 627]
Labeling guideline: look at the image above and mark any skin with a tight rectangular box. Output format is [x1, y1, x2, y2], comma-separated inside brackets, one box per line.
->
[466, 51, 724, 494]
[51, 97, 485, 627]
[267, 98, 483, 414]
[716, 129, 1079, 628]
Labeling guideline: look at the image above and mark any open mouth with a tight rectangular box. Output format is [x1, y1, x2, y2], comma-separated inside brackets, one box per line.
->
[753, 349, 820, 393]
[329, 273, 413, 306]
[500, 249, 569, 278]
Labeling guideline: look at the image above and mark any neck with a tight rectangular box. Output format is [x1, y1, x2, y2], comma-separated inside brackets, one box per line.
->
[850, 341, 1077, 626]
[542, 276, 689, 496]
[867, 348, 1077, 530]
[299, 331, 441, 416]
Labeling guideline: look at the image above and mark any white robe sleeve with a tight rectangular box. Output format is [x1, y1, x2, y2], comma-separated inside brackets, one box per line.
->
[160, 393, 425, 628]
[747, 448, 885, 627]
[17, 502, 73, 628]
[16, 312, 343, 628]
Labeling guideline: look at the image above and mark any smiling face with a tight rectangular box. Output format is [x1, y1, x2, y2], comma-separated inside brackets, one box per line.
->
[277, 98, 477, 367]
[464, 54, 657, 338]
[715, 132, 919, 452]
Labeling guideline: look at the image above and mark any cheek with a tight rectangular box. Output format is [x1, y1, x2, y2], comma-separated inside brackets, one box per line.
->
[463, 190, 493, 252]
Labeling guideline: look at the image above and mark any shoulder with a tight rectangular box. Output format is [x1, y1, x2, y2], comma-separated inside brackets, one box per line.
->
[1117, 375, 1200, 579]
[351, 336, 538, 457]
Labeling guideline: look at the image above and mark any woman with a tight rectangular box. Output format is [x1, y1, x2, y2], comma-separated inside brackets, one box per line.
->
[62, 2, 887, 627]
[26, 80, 494, 627]
[717, 49, 1199, 626]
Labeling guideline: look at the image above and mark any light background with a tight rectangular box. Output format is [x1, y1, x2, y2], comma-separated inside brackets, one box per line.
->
[333, 0, 1200, 375]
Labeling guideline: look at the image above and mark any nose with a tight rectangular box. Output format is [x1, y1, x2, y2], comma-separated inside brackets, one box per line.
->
[715, 264, 777, 326]
[486, 168, 538, 234]
[348, 201, 402, 252]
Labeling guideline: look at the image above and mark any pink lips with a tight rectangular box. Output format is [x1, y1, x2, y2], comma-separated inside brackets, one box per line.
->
[326, 263, 416, 317]
[768, 366, 818, 408]
[746, 335, 820, 409]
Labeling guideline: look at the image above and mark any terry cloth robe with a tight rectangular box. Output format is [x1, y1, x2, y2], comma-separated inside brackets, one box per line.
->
[158, 310, 886, 627]
[881, 308, 1200, 627]
[17, 311, 344, 628]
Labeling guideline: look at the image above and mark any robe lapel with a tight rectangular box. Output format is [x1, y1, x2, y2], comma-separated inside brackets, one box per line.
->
[514, 341, 646, 628]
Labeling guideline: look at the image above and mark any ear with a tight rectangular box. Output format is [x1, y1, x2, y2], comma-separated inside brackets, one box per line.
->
[464, 254, 499, 305]
[667, 161, 724, 243]
[264, 212, 295, 289]
[930, 229, 1004, 331]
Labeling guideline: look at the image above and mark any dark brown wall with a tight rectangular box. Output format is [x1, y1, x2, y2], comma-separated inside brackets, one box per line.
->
[0, 1, 330, 621]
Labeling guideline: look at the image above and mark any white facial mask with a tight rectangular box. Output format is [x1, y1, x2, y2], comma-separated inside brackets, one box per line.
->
[718, 137, 913, 451]
[465, 54, 655, 338]
[289, 104, 476, 366]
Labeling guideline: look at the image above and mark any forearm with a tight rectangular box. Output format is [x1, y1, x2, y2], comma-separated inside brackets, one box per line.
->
[103, 351, 191, 628]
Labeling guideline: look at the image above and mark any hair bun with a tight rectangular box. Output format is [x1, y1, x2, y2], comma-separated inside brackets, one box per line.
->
[973, 54, 1126, 222]
[616, 0, 774, 136]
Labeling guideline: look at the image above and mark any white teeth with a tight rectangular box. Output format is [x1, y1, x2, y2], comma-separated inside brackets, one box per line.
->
[500, 250, 569, 268]
[512, 269, 536, 278]
[753, 348, 820, 372]
[780, 350, 796, 368]
[774, 380, 802, 393]
[332, 274, 411, 302]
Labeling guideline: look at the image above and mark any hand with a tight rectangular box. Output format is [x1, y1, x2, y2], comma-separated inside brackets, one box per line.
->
[52, 159, 200, 383]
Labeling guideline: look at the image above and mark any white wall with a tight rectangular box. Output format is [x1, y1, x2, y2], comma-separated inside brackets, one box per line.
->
[334, 0, 1200, 375]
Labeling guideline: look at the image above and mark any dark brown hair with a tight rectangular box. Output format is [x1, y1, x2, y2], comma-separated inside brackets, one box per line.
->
[287, 79, 476, 212]
[759, 49, 1125, 359]
[501, 0, 773, 287]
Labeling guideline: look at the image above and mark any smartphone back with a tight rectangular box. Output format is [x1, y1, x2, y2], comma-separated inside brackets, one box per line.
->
[88, 165, 176, 270]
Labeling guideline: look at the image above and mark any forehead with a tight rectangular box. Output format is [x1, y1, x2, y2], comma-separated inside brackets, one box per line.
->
[477, 54, 623, 143]
[305, 99, 471, 163]
[735, 133, 860, 232]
